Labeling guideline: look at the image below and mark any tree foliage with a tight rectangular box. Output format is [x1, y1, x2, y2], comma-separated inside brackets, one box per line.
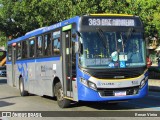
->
[100, 0, 160, 37]
[0, 0, 159, 46]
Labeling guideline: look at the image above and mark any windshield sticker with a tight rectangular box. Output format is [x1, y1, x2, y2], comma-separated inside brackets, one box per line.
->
[109, 62, 115, 68]
[96, 59, 101, 65]
[85, 58, 111, 66]
[111, 51, 118, 61]
[126, 63, 145, 66]
[101, 58, 111, 65]
[114, 62, 119, 67]
[120, 61, 126, 68]
[85, 59, 96, 66]
[119, 55, 128, 61]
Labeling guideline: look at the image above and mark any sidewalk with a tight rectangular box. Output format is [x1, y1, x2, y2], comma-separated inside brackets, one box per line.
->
[148, 79, 160, 91]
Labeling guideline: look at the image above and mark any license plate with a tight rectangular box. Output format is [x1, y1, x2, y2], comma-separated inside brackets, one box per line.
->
[114, 91, 126, 96]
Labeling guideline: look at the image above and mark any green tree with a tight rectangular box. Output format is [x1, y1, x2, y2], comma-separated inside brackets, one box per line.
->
[134, 0, 160, 38]
[0, 0, 159, 44]
[99, 0, 160, 39]
[0, 0, 100, 39]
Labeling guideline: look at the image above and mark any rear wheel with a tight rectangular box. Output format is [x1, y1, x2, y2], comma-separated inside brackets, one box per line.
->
[55, 82, 71, 108]
[19, 77, 29, 96]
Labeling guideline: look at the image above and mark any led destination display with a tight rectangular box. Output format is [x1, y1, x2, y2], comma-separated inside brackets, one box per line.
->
[81, 16, 142, 27]
[88, 18, 135, 26]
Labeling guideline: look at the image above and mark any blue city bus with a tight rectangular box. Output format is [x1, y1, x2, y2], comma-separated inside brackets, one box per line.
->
[6, 14, 148, 108]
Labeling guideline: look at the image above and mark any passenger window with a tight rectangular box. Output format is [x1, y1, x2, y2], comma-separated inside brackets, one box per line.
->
[52, 30, 61, 56]
[44, 34, 51, 56]
[17, 42, 22, 60]
[22, 40, 28, 59]
[8, 45, 12, 61]
[29, 39, 35, 58]
[37, 36, 43, 57]
[72, 24, 77, 42]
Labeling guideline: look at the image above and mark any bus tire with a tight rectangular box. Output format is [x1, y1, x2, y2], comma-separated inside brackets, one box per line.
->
[19, 77, 29, 96]
[55, 82, 71, 108]
[108, 102, 119, 105]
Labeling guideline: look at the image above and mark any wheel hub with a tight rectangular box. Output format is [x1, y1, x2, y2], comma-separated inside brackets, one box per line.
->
[57, 88, 64, 101]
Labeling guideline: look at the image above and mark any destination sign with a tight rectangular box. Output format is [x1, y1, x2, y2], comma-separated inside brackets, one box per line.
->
[88, 18, 135, 26]
[81, 17, 138, 27]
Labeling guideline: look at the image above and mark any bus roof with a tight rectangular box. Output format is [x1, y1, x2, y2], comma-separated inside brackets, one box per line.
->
[8, 14, 138, 45]
[89, 14, 134, 17]
[8, 16, 80, 45]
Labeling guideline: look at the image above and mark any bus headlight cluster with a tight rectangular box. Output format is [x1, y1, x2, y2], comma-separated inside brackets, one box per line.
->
[80, 78, 88, 86]
[140, 76, 148, 88]
[80, 78, 97, 91]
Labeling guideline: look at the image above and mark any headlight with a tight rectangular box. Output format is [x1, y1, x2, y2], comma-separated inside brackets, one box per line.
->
[80, 78, 88, 86]
[140, 76, 148, 88]
[140, 80, 145, 88]
[145, 76, 148, 81]
[88, 81, 97, 90]
[80, 78, 97, 91]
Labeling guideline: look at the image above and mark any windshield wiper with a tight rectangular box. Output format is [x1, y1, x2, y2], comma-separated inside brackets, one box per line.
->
[120, 28, 134, 53]
[96, 28, 108, 49]
[126, 27, 134, 40]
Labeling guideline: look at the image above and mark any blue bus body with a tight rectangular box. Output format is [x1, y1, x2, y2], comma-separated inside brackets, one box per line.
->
[6, 14, 148, 108]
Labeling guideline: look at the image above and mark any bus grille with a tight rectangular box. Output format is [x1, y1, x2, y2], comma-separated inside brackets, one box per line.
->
[98, 86, 139, 97]
[82, 67, 146, 79]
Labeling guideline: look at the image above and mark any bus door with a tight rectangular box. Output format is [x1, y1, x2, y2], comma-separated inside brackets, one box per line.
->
[11, 44, 17, 87]
[62, 24, 76, 99]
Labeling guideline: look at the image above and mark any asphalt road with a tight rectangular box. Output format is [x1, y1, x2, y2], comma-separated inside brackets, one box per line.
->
[0, 77, 160, 120]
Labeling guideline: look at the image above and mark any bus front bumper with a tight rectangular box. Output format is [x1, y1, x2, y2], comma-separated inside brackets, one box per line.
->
[78, 82, 148, 102]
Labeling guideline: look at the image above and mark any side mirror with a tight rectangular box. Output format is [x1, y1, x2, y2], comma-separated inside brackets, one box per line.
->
[75, 31, 83, 54]
[80, 43, 83, 54]
[75, 42, 83, 54]
[75, 42, 79, 53]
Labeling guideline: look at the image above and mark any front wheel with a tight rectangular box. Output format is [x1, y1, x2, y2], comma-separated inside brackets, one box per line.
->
[55, 82, 71, 108]
[19, 77, 29, 96]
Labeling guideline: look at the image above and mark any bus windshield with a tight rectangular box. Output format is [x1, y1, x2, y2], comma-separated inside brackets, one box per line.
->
[79, 31, 146, 68]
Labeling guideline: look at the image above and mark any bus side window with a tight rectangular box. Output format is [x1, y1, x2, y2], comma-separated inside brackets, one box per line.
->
[8, 45, 12, 61]
[29, 39, 35, 58]
[17, 42, 22, 60]
[37, 36, 43, 57]
[52, 30, 61, 56]
[44, 33, 51, 56]
[72, 23, 77, 42]
[22, 40, 28, 59]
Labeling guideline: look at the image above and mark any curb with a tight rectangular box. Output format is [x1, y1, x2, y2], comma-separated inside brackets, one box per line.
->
[148, 79, 160, 92]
